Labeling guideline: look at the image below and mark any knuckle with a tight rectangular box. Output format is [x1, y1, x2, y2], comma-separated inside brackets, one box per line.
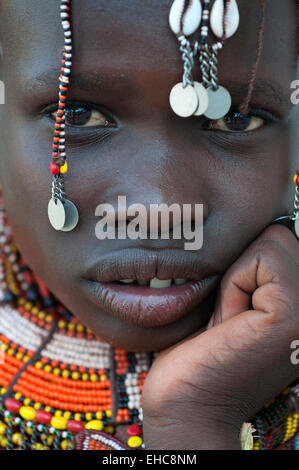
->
[255, 237, 282, 258]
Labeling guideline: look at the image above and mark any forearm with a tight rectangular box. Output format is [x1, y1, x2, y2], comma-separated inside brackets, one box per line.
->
[143, 419, 242, 450]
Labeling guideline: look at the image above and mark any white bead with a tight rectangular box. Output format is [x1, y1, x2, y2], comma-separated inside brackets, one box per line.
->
[169, 0, 202, 36]
[210, 0, 239, 39]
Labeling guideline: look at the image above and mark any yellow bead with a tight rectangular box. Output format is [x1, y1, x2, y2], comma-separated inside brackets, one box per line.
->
[0, 437, 7, 447]
[23, 355, 29, 363]
[23, 398, 31, 406]
[47, 436, 54, 446]
[35, 361, 43, 370]
[19, 406, 36, 421]
[60, 161, 68, 174]
[44, 365, 51, 373]
[16, 352, 22, 360]
[26, 427, 33, 436]
[82, 373, 88, 381]
[54, 368, 60, 376]
[32, 442, 44, 450]
[95, 411, 102, 420]
[64, 411, 71, 419]
[106, 409, 112, 418]
[72, 371, 79, 380]
[55, 410, 62, 417]
[61, 439, 72, 450]
[50, 416, 67, 430]
[85, 413, 92, 421]
[85, 420, 103, 431]
[68, 322, 75, 331]
[34, 402, 41, 410]
[294, 173, 298, 184]
[77, 324, 84, 332]
[58, 320, 66, 329]
[0, 421, 7, 435]
[0, 388, 7, 395]
[62, 370, 69, 378]
[74, 413, 81, 421]
[104, 425, 115, 434]
[90, 374, 98, 382]
[100, 374, 107, 381]
[25, 302, 32, 310]
[45, 314, 53, 323]
[45, 406, 51, 412]
[127, 436, 143, 448]
[12, 432, 22, 445]
[32, 307, 39, 315]
[14, 392, 21, 400]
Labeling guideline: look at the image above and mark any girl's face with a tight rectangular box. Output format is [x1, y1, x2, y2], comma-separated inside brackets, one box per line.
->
[0, 0, 297, 351]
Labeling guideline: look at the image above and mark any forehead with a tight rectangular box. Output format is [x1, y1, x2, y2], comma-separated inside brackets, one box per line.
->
[0, 0, 297, 113]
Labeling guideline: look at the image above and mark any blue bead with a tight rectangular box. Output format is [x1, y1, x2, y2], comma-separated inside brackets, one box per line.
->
[3, 291, 17, 303]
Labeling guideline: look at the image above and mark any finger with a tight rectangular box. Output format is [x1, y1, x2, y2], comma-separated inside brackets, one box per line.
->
[215, 224, 299, 322]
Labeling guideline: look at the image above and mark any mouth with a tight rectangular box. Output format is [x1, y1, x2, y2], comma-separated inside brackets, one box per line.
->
[82, 249, 221, 328]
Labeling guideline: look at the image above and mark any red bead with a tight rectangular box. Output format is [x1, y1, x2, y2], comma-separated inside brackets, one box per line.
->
[50, 162, 60, 175]
[127, 424, 142, 437]
[35, 410, 53, 425]
[296, 175, 299, 186]
[67, 420, 85, 433]
[4, 398, 22, 414]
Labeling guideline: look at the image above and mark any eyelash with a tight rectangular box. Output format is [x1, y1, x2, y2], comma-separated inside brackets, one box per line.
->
[43, 101, 277, 134]
[44, 101, 117, 128]
[204, 107, 277, 134]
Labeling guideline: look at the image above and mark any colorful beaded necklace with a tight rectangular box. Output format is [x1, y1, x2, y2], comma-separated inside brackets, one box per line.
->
[0, 195, 298, 450]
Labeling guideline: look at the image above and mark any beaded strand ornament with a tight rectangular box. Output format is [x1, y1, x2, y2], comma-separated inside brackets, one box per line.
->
[48, 0, 79, 232]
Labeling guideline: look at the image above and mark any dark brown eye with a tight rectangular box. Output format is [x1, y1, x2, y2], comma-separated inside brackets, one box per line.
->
[51, 104, 115, 128]
[209, 112, 264, 132]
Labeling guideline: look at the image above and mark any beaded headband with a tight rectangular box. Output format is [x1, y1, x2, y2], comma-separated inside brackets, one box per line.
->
[47, 0, 299, 240]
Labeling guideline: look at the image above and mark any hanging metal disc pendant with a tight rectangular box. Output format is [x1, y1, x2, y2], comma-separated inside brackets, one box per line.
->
[48, 198, 66, 230]
[204, 86, 232, 119]
[193, 82, 209, 116]
[169, 83, 199, 117]
[61, 199, 79, 232]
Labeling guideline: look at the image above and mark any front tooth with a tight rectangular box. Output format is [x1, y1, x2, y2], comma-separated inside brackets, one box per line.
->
[149, 278, 172, 289]
[174, 279, 187, 285]
[137, 280, 149, 286]
[119, 279, 134, 284]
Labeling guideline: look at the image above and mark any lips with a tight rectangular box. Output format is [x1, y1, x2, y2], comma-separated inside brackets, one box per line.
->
[82, 249, 221, 328]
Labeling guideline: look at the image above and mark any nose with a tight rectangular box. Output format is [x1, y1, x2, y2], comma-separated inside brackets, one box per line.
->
[95, 121, 210, 240]
[96, 179, 209, 242]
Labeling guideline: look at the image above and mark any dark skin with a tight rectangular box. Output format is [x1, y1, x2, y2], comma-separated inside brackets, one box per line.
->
[0, 0, 298, 449]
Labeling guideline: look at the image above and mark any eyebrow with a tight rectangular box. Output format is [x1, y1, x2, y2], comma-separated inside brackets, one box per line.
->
[223, 79, 284, 108]
[24, 68, 285, 109]
[23, 68, 132, 97]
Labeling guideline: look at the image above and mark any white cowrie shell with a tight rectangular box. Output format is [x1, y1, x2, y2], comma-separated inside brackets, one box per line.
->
[210, 0, 240, 39]
[169, 0, 202, 36]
